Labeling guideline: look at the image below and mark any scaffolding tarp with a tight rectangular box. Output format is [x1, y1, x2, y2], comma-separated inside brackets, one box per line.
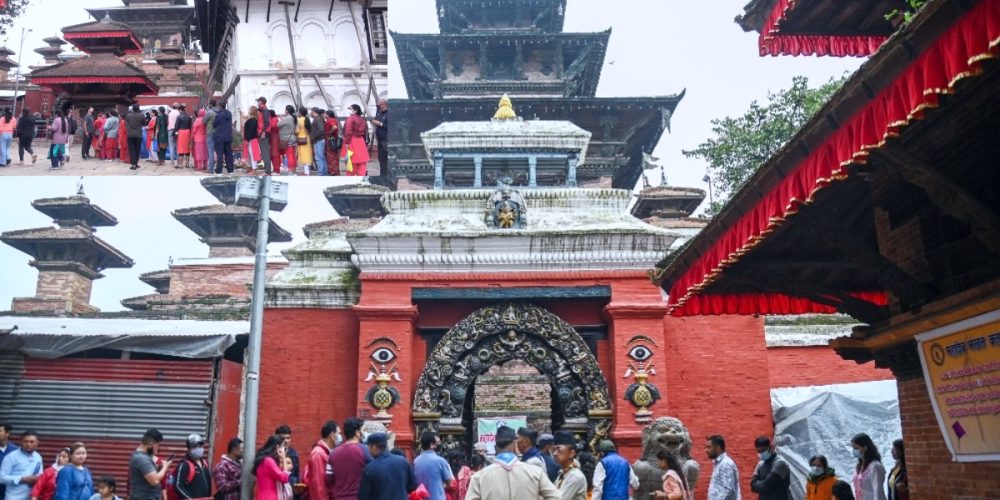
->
[772, 380, 901, 500]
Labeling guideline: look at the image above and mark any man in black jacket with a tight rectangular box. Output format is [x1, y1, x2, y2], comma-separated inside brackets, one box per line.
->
[175, 433, 212, 499]
[82, 108, 95, 160]
[309, 108, 328, 175]
[750, 436, 790, 500]
[124, 104, 146, 170]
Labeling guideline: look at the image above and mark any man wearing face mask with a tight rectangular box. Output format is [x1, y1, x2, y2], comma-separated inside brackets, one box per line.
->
[306, 421, 340, 500]
[174, 434, 212, 499]
[750, 436, 790, 500]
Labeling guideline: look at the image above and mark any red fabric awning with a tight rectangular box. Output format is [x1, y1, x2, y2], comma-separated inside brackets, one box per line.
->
[759, 0, 888, 56]
[62, 31, 144, 55]
[667, 0, 1000, 316]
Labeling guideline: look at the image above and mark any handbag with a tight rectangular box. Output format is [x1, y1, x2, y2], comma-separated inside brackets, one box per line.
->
[296, 137, 308, 145]
[329, 135, 343, 151]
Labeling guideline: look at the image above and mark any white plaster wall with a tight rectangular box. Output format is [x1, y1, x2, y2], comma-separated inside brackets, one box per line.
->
[223, 0, 388, 120]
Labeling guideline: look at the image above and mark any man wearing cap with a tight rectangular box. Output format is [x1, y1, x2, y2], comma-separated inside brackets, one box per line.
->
[467, 426, 560, 500]
[551, 431, 586, 500]
[256, 97, 273, 174]
[516, 427, 546, 472]
[592, 440, 638, 500]
[537, 433, 560, 483]
[472, 442, 489, 461]
[174, 434, 212, 499]
[358, 433, 416, 500]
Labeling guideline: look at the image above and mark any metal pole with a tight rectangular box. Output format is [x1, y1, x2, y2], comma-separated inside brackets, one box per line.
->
[280, 1, 304, 105]
[240, 176, 272, 500]
[12, 27, 29, 116]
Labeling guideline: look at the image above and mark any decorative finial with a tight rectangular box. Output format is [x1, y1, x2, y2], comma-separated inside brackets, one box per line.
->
[102, 11, 111, 22]
[660, 166, 667, 186]
[493, 93, 517, 121]
[641, 171, 650, 188]
[75, 176, 85, 196]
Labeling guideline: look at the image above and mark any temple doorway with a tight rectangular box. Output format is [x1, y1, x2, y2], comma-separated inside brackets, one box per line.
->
[412, 302, 613, 454]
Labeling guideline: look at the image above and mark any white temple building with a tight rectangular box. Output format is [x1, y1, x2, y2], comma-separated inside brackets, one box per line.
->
[222, 0, 388, 119]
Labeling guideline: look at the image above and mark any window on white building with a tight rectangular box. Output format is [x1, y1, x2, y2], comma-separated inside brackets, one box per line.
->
[366, 7, 387, 64]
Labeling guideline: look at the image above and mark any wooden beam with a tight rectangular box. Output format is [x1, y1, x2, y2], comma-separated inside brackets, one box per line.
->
[873, 143, 1000, 255]
[797, 204, 931, 310]
[312, 75, 334, 109]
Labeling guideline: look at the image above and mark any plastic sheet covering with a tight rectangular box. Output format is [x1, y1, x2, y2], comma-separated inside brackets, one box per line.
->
[771, 380, 901, 500]
[0, 316, 247, 359]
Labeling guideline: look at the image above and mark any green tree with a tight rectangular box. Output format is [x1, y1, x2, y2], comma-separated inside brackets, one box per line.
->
[683, 75, 847, 216]
[0, 0, 32, 37]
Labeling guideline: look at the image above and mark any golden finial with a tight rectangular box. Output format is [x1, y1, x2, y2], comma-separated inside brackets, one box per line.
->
[493, 93, 517, 120]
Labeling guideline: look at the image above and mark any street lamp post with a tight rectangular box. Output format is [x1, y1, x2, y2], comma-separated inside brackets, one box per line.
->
[12, 27, 32, 117]
[702, 173, 714, 208]
[234, 176, 288, 500]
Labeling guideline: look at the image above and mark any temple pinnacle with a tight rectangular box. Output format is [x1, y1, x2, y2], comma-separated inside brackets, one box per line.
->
[493, 93, 517, 120]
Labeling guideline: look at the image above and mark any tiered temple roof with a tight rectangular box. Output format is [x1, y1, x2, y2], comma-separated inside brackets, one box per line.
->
[389, 0, 684, 191]
[86, 0, 196, 58]
[736, 0, 898, 56]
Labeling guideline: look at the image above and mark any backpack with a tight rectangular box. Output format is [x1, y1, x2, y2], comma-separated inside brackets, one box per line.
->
[165, 459, 198, 500]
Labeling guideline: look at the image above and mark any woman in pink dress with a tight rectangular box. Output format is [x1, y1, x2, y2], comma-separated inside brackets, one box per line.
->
[253, 435, 290, 500]
[192, 109, 207, 170]
[341, 104, 370, 176]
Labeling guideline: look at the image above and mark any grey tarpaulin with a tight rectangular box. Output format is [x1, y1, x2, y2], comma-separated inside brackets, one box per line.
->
[771, 380, 901, 500]
[0, 316, 248, 359]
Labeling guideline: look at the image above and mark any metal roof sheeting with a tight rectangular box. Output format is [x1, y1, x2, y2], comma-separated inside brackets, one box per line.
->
[24, 358, 214, 384]
[0, 316, 247, 359]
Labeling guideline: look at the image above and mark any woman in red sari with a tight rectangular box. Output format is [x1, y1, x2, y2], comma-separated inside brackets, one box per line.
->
[118, 115, 129, 163]
[146, 109, 157, 153]
[92, 113, 105, 158]
[341, 104, 369, 176]
[192, 109, 207, 170]
[323, 109, 340, 176]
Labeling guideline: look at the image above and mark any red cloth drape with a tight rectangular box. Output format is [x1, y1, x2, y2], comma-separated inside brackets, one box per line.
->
[668, 0, 1000, 316]
[758, 0, 888, 56]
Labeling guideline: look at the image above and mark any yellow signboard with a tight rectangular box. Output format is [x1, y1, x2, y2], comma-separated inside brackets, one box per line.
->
[916, 311, 1000, 461]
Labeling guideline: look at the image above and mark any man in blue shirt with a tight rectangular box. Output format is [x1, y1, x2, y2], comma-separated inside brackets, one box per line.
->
[358, 433, 416, 500]
[0, 425, 19, 500]
[0, 429, 42, 500]
[413, 432, 454, 500]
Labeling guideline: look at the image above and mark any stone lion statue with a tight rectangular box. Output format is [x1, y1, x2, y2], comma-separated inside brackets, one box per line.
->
[632, 417, 700, 499]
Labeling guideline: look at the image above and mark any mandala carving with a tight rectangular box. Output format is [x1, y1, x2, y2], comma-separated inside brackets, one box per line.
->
[412, 302, 612, 422]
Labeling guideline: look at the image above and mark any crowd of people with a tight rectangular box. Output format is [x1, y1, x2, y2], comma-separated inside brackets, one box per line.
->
[0, 97, 388, 176]
[0, 421, 908, 500]
[701, 433, 908, 500]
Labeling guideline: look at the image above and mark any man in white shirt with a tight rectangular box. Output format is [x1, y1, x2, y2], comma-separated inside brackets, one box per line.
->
[0, 430, 42, 500]
[706, 434, 741, 500]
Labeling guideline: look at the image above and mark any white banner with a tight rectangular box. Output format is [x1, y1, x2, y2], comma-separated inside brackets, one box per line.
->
[475, 416, 527, 455]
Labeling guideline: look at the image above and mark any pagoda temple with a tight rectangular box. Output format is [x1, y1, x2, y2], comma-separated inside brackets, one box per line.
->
[389, 0, 683, 190]
[0, 195, 134, 314]
[30, 16, 158, 111]
[122, 177, 291, 315]
[86, 0, 195, 58]
[33, 37, 66, 67]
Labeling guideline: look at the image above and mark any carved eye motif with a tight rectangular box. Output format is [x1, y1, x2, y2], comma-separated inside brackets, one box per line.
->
[371, 348, 396, 364]
[627, 345, 653, 362]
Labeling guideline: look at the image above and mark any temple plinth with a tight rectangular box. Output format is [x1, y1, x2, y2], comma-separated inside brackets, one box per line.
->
[170, 178, 293, 258]
[1, 196, 134, 314]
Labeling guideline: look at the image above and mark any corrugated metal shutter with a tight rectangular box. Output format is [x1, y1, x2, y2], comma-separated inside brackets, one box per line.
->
[10, 359, 214, 440]
[0, 352, 25, 421]
[2, 358, 216, 494]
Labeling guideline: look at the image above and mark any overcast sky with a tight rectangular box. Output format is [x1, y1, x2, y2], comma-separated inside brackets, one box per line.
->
[0, 176, 360, 312]
[6, 0, 124, 67]
[388, 0, 863, 197]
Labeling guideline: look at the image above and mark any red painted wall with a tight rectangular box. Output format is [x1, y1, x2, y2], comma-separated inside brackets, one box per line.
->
[662, 314, 774, 500]
[257, 308, 359, 447]
[767, 346, 894, 388]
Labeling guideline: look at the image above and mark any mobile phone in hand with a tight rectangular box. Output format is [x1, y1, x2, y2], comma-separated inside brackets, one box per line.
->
[167, 454, 176, 462]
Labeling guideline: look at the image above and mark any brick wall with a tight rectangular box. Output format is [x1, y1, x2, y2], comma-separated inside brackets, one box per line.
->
[663, 314, 774, 500]
[11, 270, 98, 313]
[896, 373, 1000, 499]
[207, 246, 254, 258]
[257, 308, 359, 447]
[474, 360, 553, 432]
[767, 346, 894, 388]
[167, 262, 285, 301]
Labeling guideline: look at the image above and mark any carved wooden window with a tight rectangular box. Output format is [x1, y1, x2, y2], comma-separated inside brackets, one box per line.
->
[365, 7, 388, 64]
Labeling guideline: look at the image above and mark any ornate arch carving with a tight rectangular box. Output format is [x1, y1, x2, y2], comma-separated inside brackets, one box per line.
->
[412, 302, 612, 424]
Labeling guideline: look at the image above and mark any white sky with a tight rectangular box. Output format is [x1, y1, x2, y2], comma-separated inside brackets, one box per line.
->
[388, 0, 864, 196]
[0, 176, 361, 312]
[6, 0, 124, 67]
